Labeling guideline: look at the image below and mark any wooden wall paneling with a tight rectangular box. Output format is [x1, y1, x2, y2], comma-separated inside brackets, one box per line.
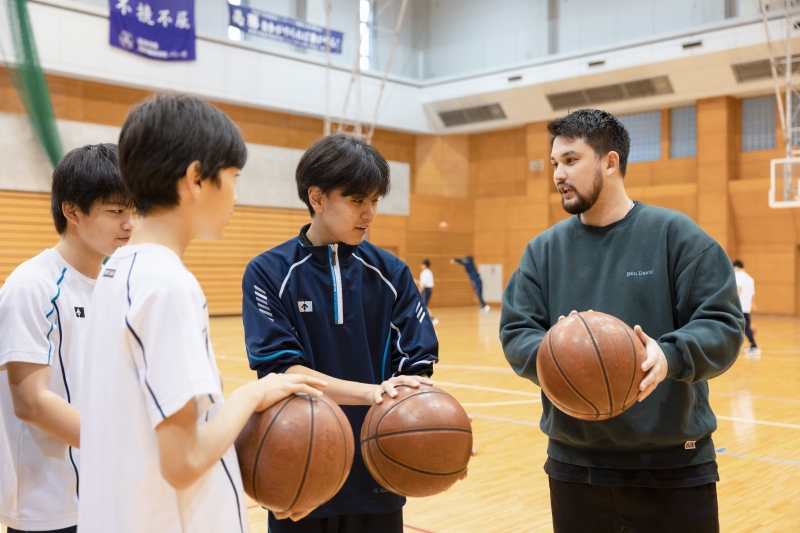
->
[406, 194, 475, 306]
[368, 213, 408, 261]
[0, 192, 59, 285]
[415, 135, 469, 197]
[184, 206, 310, 316]
[468, 127, 528, 199]
[697, 96, 736, 254]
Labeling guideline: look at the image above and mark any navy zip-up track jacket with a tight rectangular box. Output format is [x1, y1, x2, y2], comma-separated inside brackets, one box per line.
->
[242, 224, 439, 518]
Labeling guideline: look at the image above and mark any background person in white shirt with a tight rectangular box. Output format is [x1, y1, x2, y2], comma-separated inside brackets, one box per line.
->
[733, 260, 759, 357]
[418, 259, 438, 325]
[0, 144, 135, 533]
[77, 93, 327, 533]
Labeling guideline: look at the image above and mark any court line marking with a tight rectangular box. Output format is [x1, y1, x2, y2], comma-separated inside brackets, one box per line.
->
[710, 391, 800, 405]
[404, 525, 436, 533]
[716, 448, 800, 467]
[716, 415, 800, 430]
[756, 456, 800, 467]
[436, 364, 515, 374]
[217, 354, 249, 362]
[434, 381, 540, 397]
[466, 413, 540, 427]
[461, 399, 542, 407]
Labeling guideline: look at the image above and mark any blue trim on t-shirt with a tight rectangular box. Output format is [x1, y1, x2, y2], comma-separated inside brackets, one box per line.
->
[220, 457, 245, 533]
[125, 253, 166, 419]
[45, 267, 67, 364]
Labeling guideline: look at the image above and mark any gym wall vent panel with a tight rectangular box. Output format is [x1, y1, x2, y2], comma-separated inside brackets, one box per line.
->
[438, 103, 507, 128]
[546, 76, 673, 110]
[732, 55, 800, 83]
[618, 111, 662, 163]
[742, 96, 776, 152]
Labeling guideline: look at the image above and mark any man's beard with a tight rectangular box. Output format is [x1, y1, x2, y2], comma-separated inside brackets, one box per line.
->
[561, 166, 604, 215]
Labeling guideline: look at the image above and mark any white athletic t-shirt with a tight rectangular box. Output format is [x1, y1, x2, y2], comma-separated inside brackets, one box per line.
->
[420, 268, 434, 288]
[0, 248, 94, 530]
[735, 270, 755, 313]
[78, 243, 248, 533]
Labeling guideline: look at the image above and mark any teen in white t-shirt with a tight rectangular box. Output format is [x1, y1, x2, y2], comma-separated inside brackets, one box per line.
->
[78, 94, 326, 533]
[733, 260, 758, 355]
[80, 244, 248, 532]
[418, 259, 437, 325]
[0, 144, 134, 532]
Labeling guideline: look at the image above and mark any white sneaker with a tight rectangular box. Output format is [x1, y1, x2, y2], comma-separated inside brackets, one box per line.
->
[744, 347, 761, 359]
[480, 305, 490, 315]
[432, 318, 439, 325]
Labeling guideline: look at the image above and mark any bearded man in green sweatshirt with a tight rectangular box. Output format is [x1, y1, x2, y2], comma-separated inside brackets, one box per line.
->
[500, 109, 744, 533]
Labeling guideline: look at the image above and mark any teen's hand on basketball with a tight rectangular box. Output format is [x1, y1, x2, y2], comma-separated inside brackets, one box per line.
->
[634, 325, 668, 402]
[459, 414, 478, 480]
[246, 373, 328, 412]
[372, 375, 433, 405]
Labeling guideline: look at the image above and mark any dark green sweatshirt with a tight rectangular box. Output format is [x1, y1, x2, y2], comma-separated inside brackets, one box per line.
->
[500, 203, 744, 469]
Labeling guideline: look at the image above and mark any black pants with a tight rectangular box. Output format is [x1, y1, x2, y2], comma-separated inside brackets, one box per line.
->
[549, 477, 719, 533]
[267, 509, 403, 533]
[744, 312, 757, 348]
[421, 287, 432, 307]
[469, 276, 486, 307]
[8, 526, 78, 533]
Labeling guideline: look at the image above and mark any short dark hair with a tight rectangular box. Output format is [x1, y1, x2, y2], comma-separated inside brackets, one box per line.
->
[118, 93, 247, 215]
[733, 260, 744, 268]
[296, 134, 390, 217]
[422, 259, 430, 267]
[547, 109, 631, 177]
[50, 144, 130, 234]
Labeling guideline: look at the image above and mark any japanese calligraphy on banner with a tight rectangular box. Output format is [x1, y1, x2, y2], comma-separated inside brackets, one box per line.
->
[109, 0, 195, 60]
[229, 4, 343, 54]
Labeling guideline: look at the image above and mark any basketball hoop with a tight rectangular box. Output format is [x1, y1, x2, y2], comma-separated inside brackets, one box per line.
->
[769, 157, 800, 208]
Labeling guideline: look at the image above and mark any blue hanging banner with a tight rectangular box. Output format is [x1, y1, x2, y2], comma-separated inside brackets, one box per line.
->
[109, 0, 196, 60]
[229, 4, 344, 54]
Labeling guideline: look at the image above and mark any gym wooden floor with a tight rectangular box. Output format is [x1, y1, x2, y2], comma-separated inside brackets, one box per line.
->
[3, 308, 791, 533]
[210, 307, 800, 533]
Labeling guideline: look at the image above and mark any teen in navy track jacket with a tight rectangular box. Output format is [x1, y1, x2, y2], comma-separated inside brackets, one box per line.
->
[242, 134, 441, 532]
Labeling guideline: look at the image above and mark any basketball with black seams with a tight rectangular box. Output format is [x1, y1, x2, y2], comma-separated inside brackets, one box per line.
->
[360, 384, 473, 497]
[536, 311, 647, 421]
[235, 393, 354, 514]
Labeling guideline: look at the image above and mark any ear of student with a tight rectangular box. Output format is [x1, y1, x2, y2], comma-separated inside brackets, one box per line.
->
[61, 202, 81, 227]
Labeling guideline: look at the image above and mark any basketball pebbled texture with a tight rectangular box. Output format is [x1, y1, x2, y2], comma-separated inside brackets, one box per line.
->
[536, 311, 647, 421]
[235, 393, 354, 514]
[360, 384, 473, 498]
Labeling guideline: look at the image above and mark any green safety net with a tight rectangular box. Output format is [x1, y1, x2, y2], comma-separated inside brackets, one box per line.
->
[2, 0, 63, 167]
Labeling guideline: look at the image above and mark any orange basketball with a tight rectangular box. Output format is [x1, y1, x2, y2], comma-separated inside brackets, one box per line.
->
[361, 384, 472, 497]
[235, 393, 354, 515]
[536, 311, 646, 421]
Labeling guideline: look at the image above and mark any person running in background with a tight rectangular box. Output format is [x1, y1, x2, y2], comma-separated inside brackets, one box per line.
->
[419, 259, 438, 325]
[733, 260, 760, 358]
[451, 256, 490, 314]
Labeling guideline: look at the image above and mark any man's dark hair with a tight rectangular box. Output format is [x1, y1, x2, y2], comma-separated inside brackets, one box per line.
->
[50, 143, 130, 234]
[547, 109, 631, 177]
[422, 259, 430, 268]
[296, 134, 390, 217]
[118, 93, 247, 215]
[733, 260, 744, 268]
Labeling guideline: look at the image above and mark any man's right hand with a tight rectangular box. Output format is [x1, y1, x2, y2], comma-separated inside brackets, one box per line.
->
[246, 373, 327, 412]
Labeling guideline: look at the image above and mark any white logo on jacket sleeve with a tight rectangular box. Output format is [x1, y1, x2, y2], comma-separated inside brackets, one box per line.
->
[298, 301, 313, 312]
[685, 441, 696, 450]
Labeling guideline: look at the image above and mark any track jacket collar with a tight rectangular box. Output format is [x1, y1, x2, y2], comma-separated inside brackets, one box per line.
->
[298, 223, 359, 266]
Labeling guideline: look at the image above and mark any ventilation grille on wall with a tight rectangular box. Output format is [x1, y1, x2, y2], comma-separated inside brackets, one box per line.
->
[545, 76, 673, 110]
[732, 55, 800, 83]
[438, 103, 507, 127]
